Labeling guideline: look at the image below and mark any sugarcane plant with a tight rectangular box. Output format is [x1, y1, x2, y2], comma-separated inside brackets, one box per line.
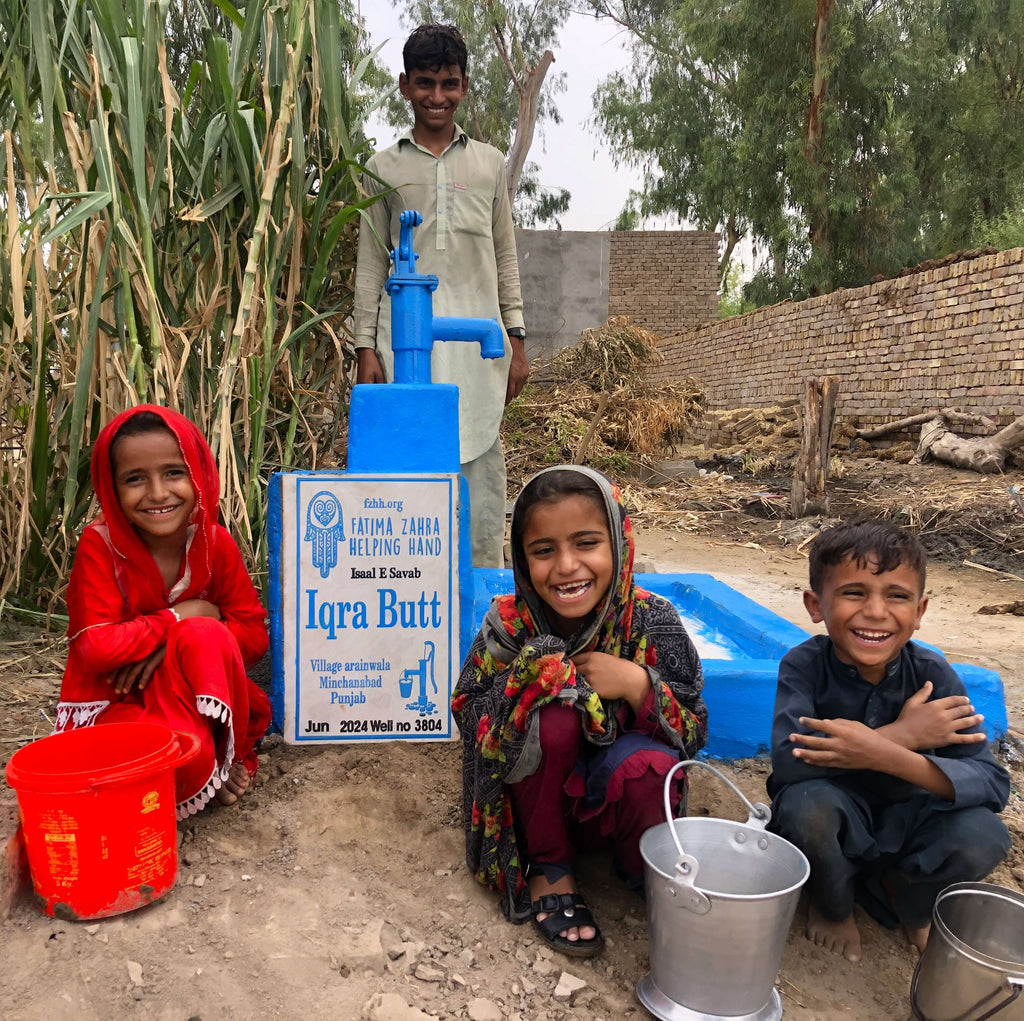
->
[0, 0, 385, 611]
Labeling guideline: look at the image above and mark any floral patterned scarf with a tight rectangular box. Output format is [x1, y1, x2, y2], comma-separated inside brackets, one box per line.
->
[453, 466, 704, 919]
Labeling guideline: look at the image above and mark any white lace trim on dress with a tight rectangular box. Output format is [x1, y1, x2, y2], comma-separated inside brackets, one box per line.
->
[54, 700, 110, 731]
[175, 696, 236, 820]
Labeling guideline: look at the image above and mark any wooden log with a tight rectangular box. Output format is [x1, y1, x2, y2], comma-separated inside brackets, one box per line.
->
[977, 601, 1024, 616]
[914, 414, 1024, 474]
[857, 409, 999, 440]
[791, 378, 839, 518]
[856, 412, 940, 439]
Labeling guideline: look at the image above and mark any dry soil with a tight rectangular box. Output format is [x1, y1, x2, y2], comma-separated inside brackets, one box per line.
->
[1, 507, 1023, 1021]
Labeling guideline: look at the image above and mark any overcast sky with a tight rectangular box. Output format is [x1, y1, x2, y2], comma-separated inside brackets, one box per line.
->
[356, 4, 673, 232]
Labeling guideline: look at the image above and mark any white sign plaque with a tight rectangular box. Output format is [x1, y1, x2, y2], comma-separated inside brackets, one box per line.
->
[277, 473, 459, 743]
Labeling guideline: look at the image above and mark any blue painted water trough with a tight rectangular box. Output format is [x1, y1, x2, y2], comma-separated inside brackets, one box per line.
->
[470, 569, 1008, 759]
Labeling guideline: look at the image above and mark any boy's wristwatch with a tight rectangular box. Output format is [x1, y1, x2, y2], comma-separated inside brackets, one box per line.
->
[507, 327, 526, 341]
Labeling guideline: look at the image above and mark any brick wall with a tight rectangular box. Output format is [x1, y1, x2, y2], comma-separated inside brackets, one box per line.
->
[608, 231, 720, 336]
[649, 248, 1024, 431]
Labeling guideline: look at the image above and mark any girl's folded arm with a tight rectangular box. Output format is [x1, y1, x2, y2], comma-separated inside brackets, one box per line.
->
[67, 531, 172, 671]
[72, 612, 174, 671]
[452, 631, 570, 733]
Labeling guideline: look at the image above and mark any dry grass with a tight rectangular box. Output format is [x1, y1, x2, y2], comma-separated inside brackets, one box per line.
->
[0, 623, 65, 747]
[504, 317, 706, 483]
[504, 380, 706, 477]
[834, 473, 1024, 555]
[548, 315, 664, 391]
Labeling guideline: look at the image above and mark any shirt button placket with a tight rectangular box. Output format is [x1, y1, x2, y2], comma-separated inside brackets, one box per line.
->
[436, 160, 447, 251]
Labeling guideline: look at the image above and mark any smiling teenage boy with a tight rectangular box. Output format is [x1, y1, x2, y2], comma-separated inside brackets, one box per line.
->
[767, 519, 1010, 963]
[353, 24, 527, 569]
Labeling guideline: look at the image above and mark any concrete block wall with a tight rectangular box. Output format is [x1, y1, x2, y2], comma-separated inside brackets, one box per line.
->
[516, 230, 610, 364]
[649, 248, 1024, 430]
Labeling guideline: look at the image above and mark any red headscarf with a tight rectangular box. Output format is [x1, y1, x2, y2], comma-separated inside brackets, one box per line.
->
[89, 404, 221, 609]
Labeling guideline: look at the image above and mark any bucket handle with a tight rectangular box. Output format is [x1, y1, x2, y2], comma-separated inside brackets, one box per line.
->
[87, 729, 202, 791]
[662, 760, 772, 862]
[910, 962, 1024, 1021]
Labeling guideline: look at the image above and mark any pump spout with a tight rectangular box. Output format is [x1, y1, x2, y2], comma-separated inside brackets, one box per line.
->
[385, 209, 507, 384]
[432, 317, 504, 360]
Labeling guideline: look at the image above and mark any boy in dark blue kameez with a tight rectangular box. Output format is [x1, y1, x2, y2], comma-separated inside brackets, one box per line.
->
[767, 520, 1010, 963]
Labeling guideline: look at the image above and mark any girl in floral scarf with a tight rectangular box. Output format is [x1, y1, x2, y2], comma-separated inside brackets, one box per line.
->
[452, 466, 707, 957]
[56, 405, 271, 818]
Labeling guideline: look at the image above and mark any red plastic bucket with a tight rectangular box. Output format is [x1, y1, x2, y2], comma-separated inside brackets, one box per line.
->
[5, 723, 200, 920]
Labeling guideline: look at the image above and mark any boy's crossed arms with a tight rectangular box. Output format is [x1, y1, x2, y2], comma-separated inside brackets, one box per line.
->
[789, 680, 986, 798]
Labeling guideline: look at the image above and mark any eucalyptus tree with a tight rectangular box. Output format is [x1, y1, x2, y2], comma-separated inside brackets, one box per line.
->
[589, 0, 1024, 301]
[909, 0, 1024, 252]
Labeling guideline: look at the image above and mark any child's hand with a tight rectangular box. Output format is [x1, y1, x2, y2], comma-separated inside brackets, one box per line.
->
[886, 681, 986, 749]
[174, 598, 222, 620]
[109, 646, 166, 695]
[790, 716, 895, 772]
[571, 652, 651, 712]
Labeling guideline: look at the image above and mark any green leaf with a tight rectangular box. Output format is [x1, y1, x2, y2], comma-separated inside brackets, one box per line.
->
[40, 191, 113, 244]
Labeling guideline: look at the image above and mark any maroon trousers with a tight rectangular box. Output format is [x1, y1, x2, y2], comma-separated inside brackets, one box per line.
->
[508, 701, 676, 884]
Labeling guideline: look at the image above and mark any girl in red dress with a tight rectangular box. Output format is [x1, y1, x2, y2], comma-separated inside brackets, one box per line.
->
[55, 405, 272, 818]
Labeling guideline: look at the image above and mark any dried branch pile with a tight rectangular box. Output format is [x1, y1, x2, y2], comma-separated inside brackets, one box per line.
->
[549, 316, 663, 392]
[831, 473, 1024, 568]
[502, 318, 705, 484]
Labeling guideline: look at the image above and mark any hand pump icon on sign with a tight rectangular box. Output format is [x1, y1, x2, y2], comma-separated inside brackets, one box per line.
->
[399, 641, 437, 716]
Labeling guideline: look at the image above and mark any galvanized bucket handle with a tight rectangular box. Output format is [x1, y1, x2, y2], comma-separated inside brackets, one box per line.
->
[660, 760, 773, 915]
[911, 962, 1024, 1021]
[663, 760, 772, 851]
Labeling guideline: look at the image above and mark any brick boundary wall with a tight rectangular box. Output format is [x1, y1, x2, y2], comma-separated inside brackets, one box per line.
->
[648, 248, 1024, 433]
[608, 230, 720, 336]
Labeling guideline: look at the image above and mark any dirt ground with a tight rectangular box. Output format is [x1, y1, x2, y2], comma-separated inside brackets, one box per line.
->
[2, 456, 1023, 1021]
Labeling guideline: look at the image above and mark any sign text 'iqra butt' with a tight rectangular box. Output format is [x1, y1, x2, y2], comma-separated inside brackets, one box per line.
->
[276, 474, 458, 743]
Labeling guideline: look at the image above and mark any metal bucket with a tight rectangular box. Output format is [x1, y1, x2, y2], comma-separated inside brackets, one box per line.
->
[638, 761, 809, 1020]
[911, 883, 1024, 1021]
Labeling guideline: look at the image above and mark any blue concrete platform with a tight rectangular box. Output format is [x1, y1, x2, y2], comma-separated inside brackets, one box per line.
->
[471, 570, 1008, 759]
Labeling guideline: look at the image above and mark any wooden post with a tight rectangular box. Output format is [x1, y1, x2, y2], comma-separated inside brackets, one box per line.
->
[791, 377, 839, 517]
[572, 393, 610, 464]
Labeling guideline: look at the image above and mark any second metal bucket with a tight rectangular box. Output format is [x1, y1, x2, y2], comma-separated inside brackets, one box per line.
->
[911, 882, 1024, 1020]
[638, 761, 809, 1020]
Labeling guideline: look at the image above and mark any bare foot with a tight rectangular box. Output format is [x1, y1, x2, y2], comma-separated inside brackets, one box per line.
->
[215, 761, 251, 807]
[528, 874, 596, 944]
[807, 901, 862, 962]
[903, 921, 930, 955]
[880, 874, 931, 954]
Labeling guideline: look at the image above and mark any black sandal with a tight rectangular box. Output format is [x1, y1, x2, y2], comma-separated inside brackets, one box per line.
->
[531, 891, 605, 958]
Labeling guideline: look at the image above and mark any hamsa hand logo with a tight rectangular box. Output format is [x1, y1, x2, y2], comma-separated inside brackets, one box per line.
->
[305, 491, 346, 579]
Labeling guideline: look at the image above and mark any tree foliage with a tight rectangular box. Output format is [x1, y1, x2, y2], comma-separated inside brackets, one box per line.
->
[387, 0, 572, 226]
[590, 0, 1024, 301]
